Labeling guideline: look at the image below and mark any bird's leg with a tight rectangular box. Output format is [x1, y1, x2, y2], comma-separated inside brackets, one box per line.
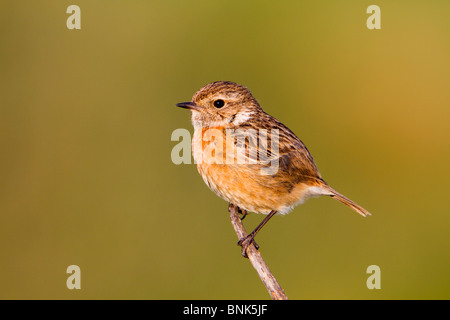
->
[238, 210, 277, 258]
[228, 203, 259, 256]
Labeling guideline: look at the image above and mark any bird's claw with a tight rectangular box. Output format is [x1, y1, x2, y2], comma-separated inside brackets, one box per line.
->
[237, 233, 259, 258]
[239, 209, 248, 220]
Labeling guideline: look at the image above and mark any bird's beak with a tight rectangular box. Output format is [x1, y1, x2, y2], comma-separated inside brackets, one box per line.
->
[176, 101, 199, 110]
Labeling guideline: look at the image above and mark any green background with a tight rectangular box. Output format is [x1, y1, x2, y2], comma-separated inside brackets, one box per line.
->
[1, 1, 449, 299]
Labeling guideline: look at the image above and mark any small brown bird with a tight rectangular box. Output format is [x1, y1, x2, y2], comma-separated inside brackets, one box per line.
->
[177, 81, 370, 257]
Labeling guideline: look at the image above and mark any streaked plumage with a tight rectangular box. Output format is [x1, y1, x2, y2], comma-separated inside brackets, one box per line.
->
[177, 81, 370, 255]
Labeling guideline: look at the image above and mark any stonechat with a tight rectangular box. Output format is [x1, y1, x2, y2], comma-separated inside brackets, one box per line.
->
[177, 81, 370, 257]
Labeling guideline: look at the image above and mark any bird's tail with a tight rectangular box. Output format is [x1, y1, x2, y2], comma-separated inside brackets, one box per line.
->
[319, 184, 371, 217]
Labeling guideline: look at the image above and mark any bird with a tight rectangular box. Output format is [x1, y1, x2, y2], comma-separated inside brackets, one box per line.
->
[176, 81, 370, 257]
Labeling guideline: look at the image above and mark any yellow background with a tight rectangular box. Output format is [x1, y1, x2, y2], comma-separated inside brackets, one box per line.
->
[1, 1, 449, 299]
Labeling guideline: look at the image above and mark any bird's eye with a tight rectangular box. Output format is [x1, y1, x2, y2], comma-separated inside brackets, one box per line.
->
[213, 99, 225, 108]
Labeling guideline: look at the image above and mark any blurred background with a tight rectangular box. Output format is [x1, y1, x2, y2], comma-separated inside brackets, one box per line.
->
[0, 0, 449, 299]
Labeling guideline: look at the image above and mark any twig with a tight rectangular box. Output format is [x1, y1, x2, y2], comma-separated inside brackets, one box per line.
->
[228, 203, 288, 300]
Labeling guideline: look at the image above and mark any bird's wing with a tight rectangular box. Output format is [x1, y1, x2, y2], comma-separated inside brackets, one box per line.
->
[228, 112, 324, 188]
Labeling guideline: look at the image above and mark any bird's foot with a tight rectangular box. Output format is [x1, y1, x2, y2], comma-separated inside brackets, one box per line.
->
[228, 204, 248, 220]
[237, 233, 259, 258]
[238, 208, 248, 220]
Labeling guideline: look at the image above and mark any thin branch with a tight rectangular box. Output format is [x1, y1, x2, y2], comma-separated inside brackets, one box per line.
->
[228, 203, 288, 300]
